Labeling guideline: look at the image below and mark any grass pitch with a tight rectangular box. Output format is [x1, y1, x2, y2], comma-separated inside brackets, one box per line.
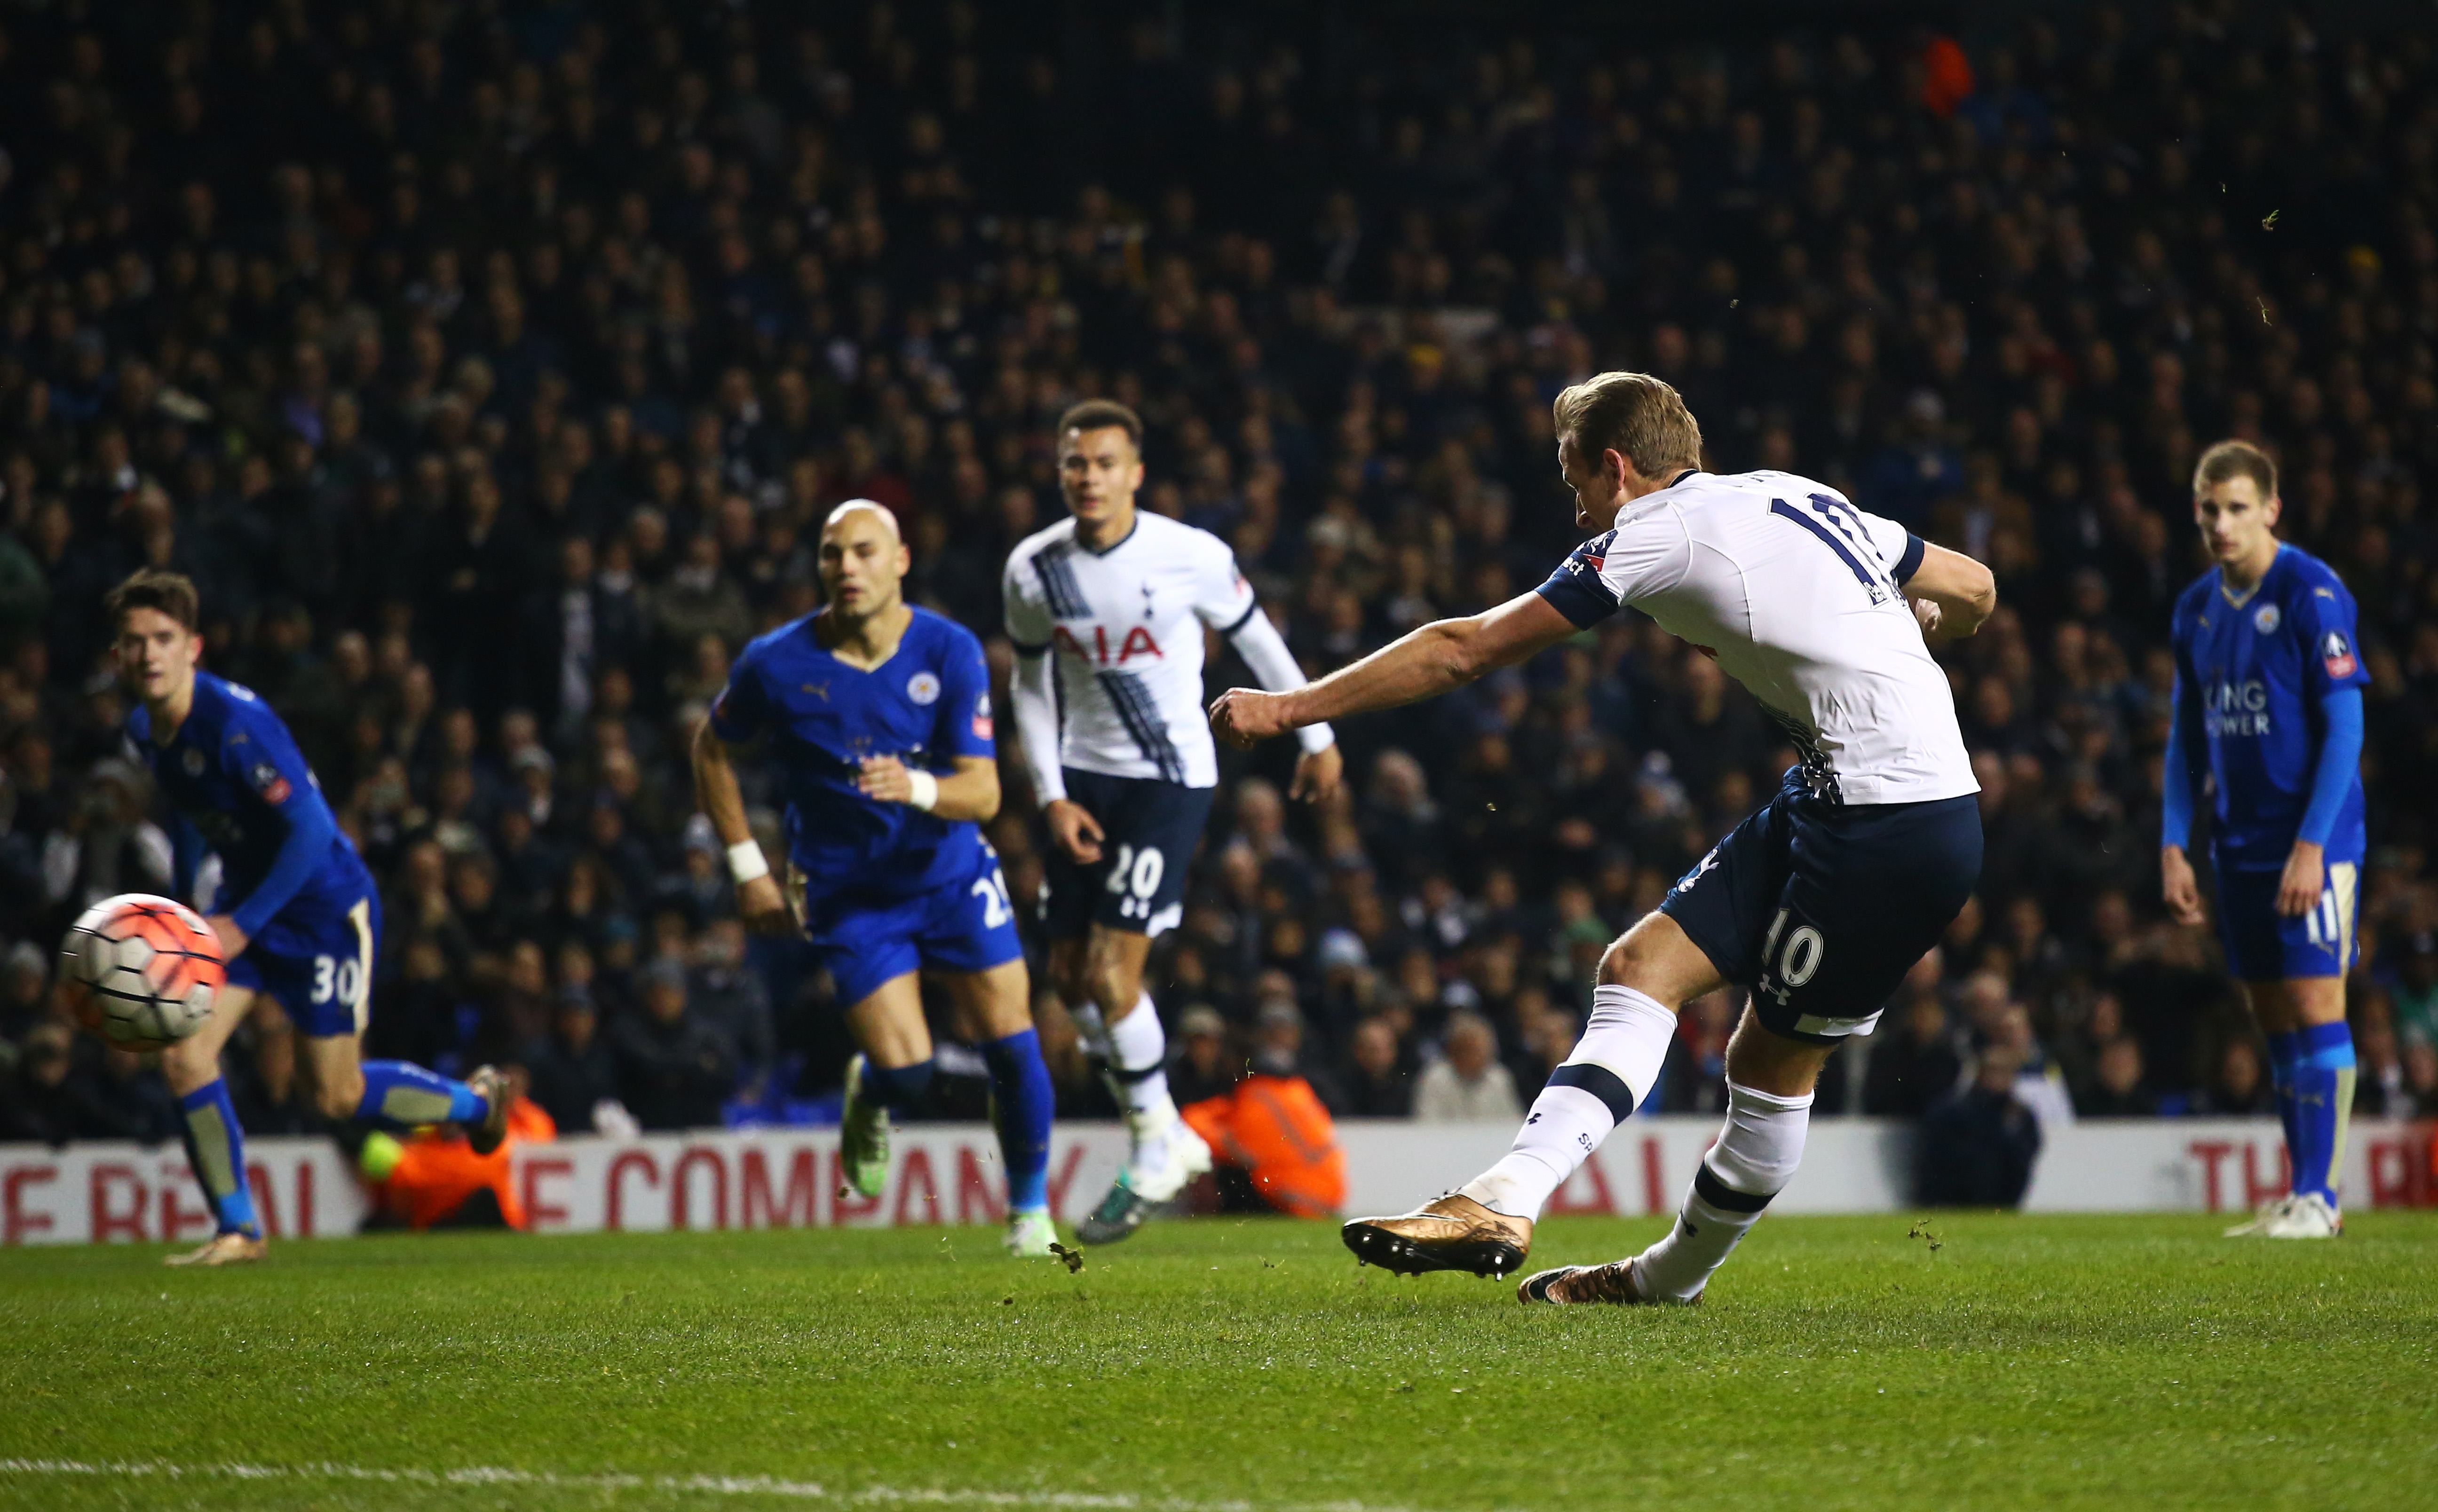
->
[1, 1212, 2432, 1512]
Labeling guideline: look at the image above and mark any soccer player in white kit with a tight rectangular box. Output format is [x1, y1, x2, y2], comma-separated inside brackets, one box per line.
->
[1213, 373, 1996, 1304]
[1005, 399, 1343, 1243]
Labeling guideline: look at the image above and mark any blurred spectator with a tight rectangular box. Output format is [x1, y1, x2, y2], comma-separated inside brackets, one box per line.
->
[1659, 989, 1738, 1114]
[1336, 1016, 1413, 1118]
[1253, 999, 1344, 1112]
[2196, 1038, 2277, 1118]
[2392, 936, 2438, 1050]
[1180, 1040, 1348, 1218]
[2076, 1037, 2158, 1119]
[2402, 1039, 2438, 1119]
[1916, 1032, 2045, 1207]
[1862, 955, 1965, 1116]
[0, 1023, 164, 1142]
[609, 961, 734, 1132]
[0, 942, 52, 1043]
[1412, 1012, 1521, 1122]
[688, 917, 773, 1102]
[1169, 1004, 1237, 1107]
[523, 986, 625, 1136]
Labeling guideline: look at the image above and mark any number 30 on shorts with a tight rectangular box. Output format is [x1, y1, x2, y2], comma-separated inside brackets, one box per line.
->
[309, 953, 363, 1008]
[1102, 843, 1166, 922]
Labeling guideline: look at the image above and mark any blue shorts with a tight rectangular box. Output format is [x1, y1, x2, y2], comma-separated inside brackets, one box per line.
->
[1040, 768, 1213, 940]
[224, 887, 383, 1039]
[2216, 855, 2360, 981]
[1659, 773, 1983, 1044]
[800, 843, 1024, 1008]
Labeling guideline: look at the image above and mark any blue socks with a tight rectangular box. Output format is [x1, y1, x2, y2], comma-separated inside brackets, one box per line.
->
[356, 1060, 489, 1130]
[983, 1029, 1055, 1214]
[858, 1057, 935, 1114]
[2285, 1022, 2357, 1208]
[176, 1062, 486, 1240]
[177, 1079, 259, 1236]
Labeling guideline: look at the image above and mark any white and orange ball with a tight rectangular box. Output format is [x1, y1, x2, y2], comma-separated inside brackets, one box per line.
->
[61, 894, 225, 1050]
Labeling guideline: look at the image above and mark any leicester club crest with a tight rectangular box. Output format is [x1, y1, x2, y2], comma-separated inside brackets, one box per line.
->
[906, 671, 942, 705]
[2253, 604, 2280, 634]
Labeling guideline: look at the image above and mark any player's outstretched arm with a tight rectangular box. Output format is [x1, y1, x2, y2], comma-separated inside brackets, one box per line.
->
[1902, 542, 1997, 641]
[857, 754, 1000, 822]
[1222, 605, 1342, 800]
[1210, 591, 1577, 747]
[689, 719, 792, 934]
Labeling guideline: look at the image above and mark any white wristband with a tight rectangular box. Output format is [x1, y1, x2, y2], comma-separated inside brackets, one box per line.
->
[726, 840, 770, 884]
[906, 769, 939, 811]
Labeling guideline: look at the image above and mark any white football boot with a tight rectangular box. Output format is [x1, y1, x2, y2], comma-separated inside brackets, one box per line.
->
[2223, 1195, 2294, 1237]
[2262, 1191, 2342, 1238]
[1004, 1210, 1058, 1258]
[1075, 1102, 1211, 1244]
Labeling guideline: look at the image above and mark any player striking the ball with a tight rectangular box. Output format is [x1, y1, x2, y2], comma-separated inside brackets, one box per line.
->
[108, 569, 508, 1267]
[1213, 373, 1995, 1304]
[2164, 441, 2367, 1240]
[1004, 399, 1342, 1244]
[693, 500, 1058, 1257]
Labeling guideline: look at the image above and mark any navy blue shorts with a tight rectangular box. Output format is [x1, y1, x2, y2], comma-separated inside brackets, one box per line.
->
[225, 888, 382, 1039]
[797, 843, 1024, 1008]
[1040, 768, 1213, 940]
[1659, 773, 1982, 1044]
[2215, 852, 2361, 982]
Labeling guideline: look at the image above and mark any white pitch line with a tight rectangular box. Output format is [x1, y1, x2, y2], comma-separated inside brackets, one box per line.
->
[0, 1458, 1468, 1512]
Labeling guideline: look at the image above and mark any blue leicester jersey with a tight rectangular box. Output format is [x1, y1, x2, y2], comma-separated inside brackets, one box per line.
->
[127, 670, 373, 946]
[2170, 545, 2369, 872]
[710, 607, 997, 900]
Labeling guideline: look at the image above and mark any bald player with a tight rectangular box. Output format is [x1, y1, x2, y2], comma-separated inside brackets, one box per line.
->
[692, 500, 1058, 1257]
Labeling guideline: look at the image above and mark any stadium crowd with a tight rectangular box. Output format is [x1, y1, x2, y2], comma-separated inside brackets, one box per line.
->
[4, 0, 2438, 1162]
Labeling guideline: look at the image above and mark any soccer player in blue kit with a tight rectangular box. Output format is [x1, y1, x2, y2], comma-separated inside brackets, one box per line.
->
[691, 501, 1058, 1257]
[2163, 441, 2368, 1239]
[107, 570, 508, 1267]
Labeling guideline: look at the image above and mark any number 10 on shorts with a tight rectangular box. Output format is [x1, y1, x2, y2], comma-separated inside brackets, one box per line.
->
[1102, 844, 1166, 922]
[1757, 906, 1825, 1005]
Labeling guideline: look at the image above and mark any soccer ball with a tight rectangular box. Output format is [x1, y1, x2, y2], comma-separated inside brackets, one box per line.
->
[61, 893, 226, 1050]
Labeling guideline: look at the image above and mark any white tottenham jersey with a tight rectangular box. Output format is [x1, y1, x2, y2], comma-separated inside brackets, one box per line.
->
[1003, 512, 1256, 789]
[1537, 470, 1978, 807]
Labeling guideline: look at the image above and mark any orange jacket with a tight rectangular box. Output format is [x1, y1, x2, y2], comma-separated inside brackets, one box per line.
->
[1182, 1074, 1346, 1218]
[372, 1097, 556, 1230]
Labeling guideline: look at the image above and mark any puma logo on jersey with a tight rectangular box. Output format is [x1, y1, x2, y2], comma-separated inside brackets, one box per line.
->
[800, 681, 830, 701]
[1054, 624, 1164, 663]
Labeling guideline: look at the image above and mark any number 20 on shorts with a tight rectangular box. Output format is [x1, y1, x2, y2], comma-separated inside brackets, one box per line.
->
[1102, 844, 1165, 922]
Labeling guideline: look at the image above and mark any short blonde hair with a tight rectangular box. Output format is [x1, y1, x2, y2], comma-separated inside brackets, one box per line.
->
[1552, 371, 1703, 477]
[2192, 438, 2277, 500]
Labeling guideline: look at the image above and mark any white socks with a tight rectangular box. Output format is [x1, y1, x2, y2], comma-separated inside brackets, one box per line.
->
[1105, 994, 1178, 1169]
[1633, 1080, 1813, 1302]
[1459, 984, 1678, 1220]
